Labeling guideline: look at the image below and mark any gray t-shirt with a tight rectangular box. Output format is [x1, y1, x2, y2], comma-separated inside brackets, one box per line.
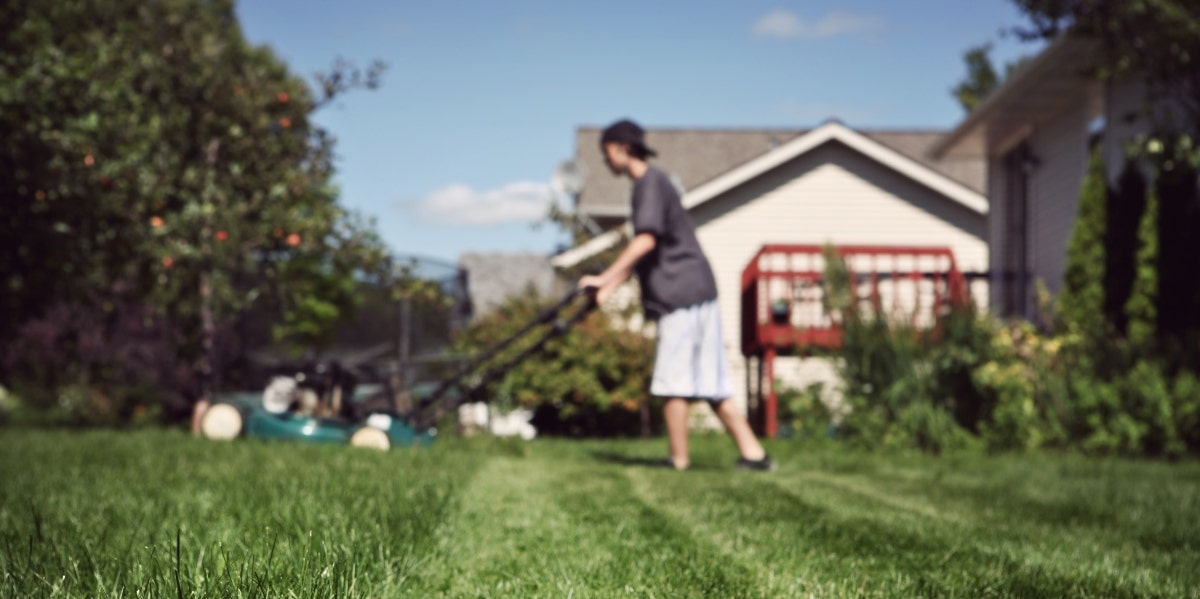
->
[630, 166, 718, 319]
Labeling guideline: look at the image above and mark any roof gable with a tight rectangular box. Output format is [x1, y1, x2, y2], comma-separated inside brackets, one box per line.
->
[683, 121, 988, 215]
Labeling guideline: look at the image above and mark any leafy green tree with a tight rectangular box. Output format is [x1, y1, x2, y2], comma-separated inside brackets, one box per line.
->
[1059, 147, 1109, 342]
[951, 43, 1027, 114]
[1009, 0, 1200, 133]
[1125, 171, 1159, 349]
[952, 44, 1003, 113]
[0, 0, 390, 412]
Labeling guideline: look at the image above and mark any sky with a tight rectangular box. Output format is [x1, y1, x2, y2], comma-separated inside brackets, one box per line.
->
[233, 0, 1040, 266]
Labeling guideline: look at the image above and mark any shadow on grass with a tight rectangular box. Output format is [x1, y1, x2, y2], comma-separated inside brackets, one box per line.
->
[589, 451, 725, 471]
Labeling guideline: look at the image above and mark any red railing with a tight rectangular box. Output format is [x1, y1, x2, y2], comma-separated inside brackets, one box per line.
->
[740, 244, 969, 437]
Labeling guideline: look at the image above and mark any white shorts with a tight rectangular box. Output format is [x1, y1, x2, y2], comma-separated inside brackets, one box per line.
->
[650, 299, 733, 401]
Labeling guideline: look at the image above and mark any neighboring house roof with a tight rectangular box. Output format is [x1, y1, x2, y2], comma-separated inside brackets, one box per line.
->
[576, 121, 985, 219]
[553, 121, 989, 269]
[931, 35, 1100, 159]
[460, 253, 556, 318]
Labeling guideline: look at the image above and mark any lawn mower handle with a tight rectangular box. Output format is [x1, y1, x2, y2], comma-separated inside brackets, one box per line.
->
[404, 287, 598, 429]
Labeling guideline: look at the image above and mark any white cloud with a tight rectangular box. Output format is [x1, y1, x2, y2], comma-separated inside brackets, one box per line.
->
[411, 181, 565, 227]
[751, 9, 883, 40]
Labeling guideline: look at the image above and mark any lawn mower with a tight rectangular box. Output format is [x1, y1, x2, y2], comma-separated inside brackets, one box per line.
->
[198, 288, 596, 450]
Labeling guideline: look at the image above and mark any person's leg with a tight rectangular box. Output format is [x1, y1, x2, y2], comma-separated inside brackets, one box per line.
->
[663, 397, 690, 470]
[690, 300, 761, 459]
[713, 399, 766, 461]
[650, 307, 696, 469]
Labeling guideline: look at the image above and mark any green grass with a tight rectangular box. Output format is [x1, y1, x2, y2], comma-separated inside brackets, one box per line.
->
[2, 429, 1199, 598]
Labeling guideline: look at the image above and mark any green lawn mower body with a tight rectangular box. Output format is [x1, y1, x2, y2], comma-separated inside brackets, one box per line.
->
[201, 388, 438, 450]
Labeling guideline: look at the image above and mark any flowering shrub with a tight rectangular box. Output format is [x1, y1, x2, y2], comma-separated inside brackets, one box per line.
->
[831, 303, 1200, 456]
[970, 321, 1069, 452]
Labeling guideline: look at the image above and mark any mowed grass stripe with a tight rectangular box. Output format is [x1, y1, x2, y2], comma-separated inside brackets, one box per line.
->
[548, 461, 758, 597]
[411, 446, 758, 597]
[795, 459, 1200, 595]
[404, 450, 587, 596]
[768, 476, 1161, 598]
[629, 465, 970, 597]
[627, 450, 1196, 598]
[0, 430, 476, 597]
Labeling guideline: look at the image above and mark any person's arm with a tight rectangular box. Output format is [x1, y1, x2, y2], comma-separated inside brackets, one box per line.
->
[578, 232, 656, 305]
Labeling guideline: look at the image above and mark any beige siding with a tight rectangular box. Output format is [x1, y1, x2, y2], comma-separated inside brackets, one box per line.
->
[1027, 105, 1089, 297]
[686, 141, 988, 413]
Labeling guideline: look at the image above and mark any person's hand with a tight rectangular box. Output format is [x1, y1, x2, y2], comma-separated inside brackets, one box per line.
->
[578, 275, 611, 305]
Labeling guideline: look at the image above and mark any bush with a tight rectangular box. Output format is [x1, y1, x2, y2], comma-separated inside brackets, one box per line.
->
[452, 290, 655, 437]
[969, 321, 1071, 452]
[1, 297, 193, 426]
[1174, 370, 1200, 450]
[890, 400, 981, 454]
[1069, 360, 1199, 458]
[833, 298, 988, 453]
[776, 382, 834, 441]
[827, 252, 1076, 454]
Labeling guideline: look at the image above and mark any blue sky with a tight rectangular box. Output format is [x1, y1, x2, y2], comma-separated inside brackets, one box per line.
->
[234, 0, 1039, 265]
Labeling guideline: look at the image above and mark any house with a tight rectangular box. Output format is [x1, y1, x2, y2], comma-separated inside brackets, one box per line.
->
[930, 35, 1182, 319]
[554, 120, 989, 423]
[459, 252, 559, 321]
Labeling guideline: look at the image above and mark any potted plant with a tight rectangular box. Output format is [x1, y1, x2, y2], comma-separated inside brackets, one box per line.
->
[770, 298, 791, 325]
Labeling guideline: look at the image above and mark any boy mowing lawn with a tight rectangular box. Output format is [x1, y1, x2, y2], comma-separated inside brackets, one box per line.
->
[579, 119, 774, 472]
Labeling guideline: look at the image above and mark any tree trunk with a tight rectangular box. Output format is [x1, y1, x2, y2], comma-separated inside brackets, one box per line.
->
[199, 269, 215, 404]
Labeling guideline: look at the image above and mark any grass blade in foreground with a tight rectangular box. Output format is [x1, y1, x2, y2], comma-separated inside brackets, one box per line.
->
[1, 430, 1198, 597]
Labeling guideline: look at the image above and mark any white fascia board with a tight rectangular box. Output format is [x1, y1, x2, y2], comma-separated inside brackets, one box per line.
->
[549, 226, 630, 269]
[682, 121, 988, 215]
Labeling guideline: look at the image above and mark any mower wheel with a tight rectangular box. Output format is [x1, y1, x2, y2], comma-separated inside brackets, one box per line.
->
[349, 426, 391, 450]
[200, 403, 244, 440]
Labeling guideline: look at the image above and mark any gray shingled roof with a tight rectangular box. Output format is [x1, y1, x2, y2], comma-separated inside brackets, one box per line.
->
[459, 253, 558, 319]
[575, 126, 986, 219]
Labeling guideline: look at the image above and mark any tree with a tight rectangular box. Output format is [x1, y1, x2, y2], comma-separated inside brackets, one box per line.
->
[1009, 0, 1200, 133]
[1059, 147, 1108, 342]
[1125, 176, 1159, 349]
[0, 0, 389, 415]
[951, 43, 1027, 113]
[952, 44, 1003, 113]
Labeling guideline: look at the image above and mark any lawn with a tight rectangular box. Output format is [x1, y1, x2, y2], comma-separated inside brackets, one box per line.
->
[1, 429, 1198, 598]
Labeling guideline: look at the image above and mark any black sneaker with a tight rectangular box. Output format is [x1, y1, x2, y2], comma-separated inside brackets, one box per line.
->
[736, 455, 776, 472]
